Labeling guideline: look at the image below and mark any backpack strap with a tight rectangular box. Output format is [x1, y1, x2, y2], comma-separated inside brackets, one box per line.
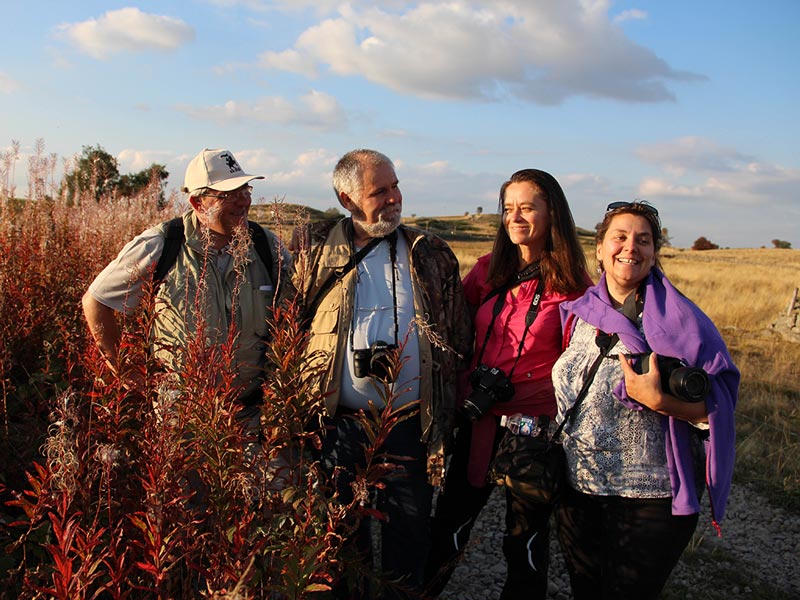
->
[153, 217, 185, 282]
[247, 220, 275, 281]
[152, 217, 275, 282]
[300, 233, 384, 327]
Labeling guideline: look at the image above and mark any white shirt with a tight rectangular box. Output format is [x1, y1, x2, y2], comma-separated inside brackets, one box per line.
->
[339, 234, 421, 410]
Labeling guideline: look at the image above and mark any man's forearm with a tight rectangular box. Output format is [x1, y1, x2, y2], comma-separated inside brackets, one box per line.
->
[82, 291, 122, 372]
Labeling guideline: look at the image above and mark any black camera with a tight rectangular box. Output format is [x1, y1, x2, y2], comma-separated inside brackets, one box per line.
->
[462, 365, 515, 422]
[635, 354, 710, 403]
[352, 340, 398, 381]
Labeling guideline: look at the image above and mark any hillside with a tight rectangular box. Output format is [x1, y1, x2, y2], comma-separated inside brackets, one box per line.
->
[249, 203, 596, 246]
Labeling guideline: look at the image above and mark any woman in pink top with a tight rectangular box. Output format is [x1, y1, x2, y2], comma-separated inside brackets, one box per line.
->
[425, 169, 589, 599]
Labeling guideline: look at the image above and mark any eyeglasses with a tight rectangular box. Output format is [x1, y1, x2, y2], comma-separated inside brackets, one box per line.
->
[605, 201, 658, 216]
[203, 185, 253, 202]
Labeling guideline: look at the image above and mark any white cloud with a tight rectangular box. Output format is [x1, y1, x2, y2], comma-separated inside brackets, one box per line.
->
[638, 177, 705, 198]
[635, 137, 800, 207]
[178, 90, 346, 129]
[258, 1, 705, 104]
[636, 137, 755, 175]
[117, 149, 174, 172]
[58, 8, 194, 60]
[562, 173, 613, 192]
[259, 48, 318, 78]
[0, 72, 20, 93]
[266, 149, 337, 189]
[614, 9, 648, 24]
[207, 0, 272, 10]
[419, 160, 450, 174]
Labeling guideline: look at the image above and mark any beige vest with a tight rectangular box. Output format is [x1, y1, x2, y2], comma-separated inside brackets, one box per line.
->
[152, 211, 280, 396]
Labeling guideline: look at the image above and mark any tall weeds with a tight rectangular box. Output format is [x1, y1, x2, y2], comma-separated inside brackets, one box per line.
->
[1, 142, 405, 598]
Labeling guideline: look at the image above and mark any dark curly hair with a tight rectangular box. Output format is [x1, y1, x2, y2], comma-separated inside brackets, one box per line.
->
[596, 201, 663, 272]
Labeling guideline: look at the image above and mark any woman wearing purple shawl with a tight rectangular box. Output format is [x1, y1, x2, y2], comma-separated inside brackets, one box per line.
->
[552, 201, 738, 600]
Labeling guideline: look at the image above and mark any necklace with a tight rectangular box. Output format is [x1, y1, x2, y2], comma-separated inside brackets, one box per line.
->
[515, 261, 541, 282]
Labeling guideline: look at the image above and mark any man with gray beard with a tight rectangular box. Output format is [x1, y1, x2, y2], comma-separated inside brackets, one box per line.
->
[289, 149, 472, 599]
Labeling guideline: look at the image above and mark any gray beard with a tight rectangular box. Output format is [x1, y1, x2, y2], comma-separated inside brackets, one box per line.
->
[353, 213, 401, 238]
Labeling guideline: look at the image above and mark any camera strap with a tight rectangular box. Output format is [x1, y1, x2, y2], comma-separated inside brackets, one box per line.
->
[605, 284, 648, 362]
[475, 268, 546, 380]
[301, 222, 390, 327]
[551, 285, 642, 441]
[622, 284, 645, 324]
[348, 231, 400, 351]
[551, 331, 619, 443]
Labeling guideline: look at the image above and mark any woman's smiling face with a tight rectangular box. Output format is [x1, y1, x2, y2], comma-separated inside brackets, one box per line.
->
[502, 181, 551, 259]
[597, 212, 656, 305]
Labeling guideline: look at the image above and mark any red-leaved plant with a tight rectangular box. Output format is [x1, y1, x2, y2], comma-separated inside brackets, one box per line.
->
[1, 142, 415, 599]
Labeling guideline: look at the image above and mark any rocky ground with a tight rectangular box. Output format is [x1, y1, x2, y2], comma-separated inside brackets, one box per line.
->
[437, 482, 800, 599]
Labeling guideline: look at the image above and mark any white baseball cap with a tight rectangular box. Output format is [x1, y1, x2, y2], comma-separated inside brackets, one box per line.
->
[182, 148, 264, 194]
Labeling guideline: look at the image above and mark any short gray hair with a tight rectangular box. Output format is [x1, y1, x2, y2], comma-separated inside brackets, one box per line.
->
[188, 186, 210, 198]
[332, 149, 394, 202]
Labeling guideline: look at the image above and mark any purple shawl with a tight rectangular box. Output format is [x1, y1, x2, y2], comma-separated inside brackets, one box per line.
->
[560, 269, 739, 523]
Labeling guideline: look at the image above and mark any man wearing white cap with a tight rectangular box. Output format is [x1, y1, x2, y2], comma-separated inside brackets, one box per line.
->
[82, 147, 289, 410]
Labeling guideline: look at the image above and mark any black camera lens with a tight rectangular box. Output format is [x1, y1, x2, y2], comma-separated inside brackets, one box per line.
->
[461, 365, 514, 422]
[462, 390, 495, 422]
[635, 354, 710, 403]
[352, 341, 397, 382]
[665, 365, 709, 403]
[368, 341, 394, 381]
[353, 348, 371, 379]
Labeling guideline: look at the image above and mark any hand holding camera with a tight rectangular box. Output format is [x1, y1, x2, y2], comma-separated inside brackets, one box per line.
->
[632, 353, 709, 403]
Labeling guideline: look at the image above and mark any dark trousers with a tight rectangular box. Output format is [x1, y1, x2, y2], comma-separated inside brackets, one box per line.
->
[556, 485, 699, 600]
[426, 424, 552, 600]
[321, 409, 433, 600]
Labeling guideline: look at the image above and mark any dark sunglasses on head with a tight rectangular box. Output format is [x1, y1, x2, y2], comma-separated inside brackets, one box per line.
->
[605, 201, 659, 216]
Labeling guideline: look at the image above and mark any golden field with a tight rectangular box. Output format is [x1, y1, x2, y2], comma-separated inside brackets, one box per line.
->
[453, 238, 800, 332]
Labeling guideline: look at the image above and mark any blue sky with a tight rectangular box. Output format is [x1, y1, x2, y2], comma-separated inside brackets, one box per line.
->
[1, 0, 798, 248]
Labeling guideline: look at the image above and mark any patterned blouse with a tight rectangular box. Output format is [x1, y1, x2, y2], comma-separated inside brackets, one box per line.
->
[552, 318, 671, 498]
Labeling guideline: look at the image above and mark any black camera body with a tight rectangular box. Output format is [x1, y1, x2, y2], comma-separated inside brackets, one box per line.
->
[462, 365, 515, 422]
[353, 340, 398, 381]
[635, 354, 710, 403]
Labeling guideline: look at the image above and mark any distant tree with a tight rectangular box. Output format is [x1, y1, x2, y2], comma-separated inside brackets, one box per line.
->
[61, 145, 119, 205]
[661, 227, 672, 247]
[118, 163, 169, 208]
[464, 211, 469, 217]
[60, 145, 171, 208]
[322, 207, 344, 219]
[772, 239, 792, 249]
[692, 236, 719, 251]
[476, 206, 483, 215]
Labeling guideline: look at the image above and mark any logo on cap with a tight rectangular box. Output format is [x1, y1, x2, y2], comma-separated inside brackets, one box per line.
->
[220, 152, 242, 174]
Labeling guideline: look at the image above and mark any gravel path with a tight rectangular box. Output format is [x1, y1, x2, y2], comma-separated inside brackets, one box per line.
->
[437, 482, 800, 599]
